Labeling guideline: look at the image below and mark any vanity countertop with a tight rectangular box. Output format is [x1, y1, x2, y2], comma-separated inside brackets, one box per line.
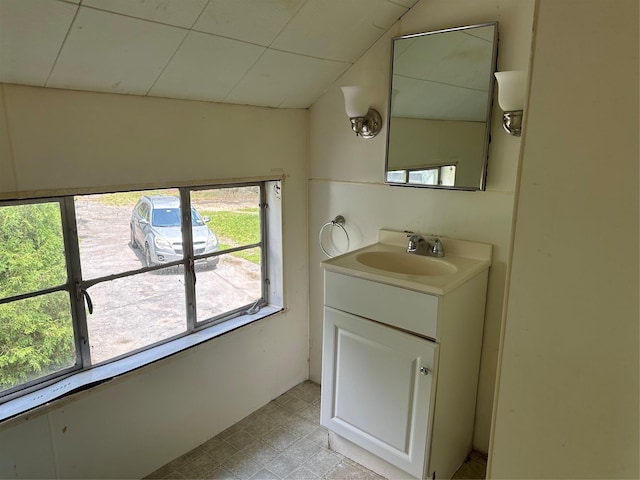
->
[321, 230, 492, 296]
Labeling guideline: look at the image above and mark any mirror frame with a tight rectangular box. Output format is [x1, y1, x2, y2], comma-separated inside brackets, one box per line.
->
[385, 22, 499, 191]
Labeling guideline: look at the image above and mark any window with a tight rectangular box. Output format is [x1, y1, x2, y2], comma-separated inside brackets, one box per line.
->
[386, 165, 457, 187]
[0, 182, 281, 406]
[0, 201, 77, 394]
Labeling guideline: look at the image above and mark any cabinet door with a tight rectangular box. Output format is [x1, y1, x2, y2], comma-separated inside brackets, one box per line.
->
[321, 307, 438, 478]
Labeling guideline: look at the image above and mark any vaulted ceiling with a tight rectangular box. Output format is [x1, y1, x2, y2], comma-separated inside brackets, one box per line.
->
[0, 0, 418, 108]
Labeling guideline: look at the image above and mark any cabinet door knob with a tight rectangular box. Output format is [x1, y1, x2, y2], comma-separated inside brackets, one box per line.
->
[419, 367, 430, 376]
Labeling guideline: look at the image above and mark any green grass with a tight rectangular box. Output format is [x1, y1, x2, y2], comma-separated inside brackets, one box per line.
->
[202, 209, 261, 264]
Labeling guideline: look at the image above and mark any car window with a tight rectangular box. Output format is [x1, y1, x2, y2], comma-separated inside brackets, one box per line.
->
[152, 208, 181, 227]
[136, 202, 150, 221]
[191, 208, 205, 226]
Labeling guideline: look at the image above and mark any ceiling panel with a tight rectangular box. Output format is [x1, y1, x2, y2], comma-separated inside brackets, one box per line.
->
[193, 0, 306, 47]
[225, 49, 349, 108]
[271, 0, 408, 62]
[82, 0, 209, 28]
[47, 7, 187, 95]
[149, 32, 265, 102]
[2, 0, 418, 109]
[0, 0, 77, 86]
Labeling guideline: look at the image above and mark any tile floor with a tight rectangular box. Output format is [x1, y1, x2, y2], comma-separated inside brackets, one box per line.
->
[144, 381, 487, 479]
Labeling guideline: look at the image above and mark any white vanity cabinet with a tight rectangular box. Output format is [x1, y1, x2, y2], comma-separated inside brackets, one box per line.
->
[320, 268, 489, 480]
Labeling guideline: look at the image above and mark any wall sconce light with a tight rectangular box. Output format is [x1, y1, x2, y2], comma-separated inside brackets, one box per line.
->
[494, 71, 526, 136]
[341, 86, 382, 139]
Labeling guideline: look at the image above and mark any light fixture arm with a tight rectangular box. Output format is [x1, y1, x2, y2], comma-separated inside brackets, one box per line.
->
[502, 110, 523, 137]
[348, 108, 382, 139]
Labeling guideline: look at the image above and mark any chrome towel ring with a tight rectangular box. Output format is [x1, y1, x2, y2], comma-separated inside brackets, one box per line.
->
[319, 215, 350, 258]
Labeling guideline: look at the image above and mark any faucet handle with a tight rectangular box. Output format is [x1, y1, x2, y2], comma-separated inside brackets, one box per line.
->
[429, 238, 445, 257]
[406, 233, 418, 252]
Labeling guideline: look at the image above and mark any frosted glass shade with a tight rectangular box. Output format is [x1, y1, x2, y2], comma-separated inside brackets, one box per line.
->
[341, 86, 369, 117]
[494, 71, 526, 111]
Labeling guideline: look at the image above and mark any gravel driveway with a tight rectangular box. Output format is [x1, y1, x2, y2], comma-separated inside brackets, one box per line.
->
[74, 197, 261, 364]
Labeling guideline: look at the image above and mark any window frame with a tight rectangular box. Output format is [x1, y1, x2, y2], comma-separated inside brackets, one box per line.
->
[188, 184, 268, 328]
[0, 181, 280, 410]
[385, 164, 458, 187]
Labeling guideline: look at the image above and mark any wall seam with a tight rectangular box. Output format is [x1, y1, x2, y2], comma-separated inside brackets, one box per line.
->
[305, 108, 312, 380]
[46, 412, 61, 479]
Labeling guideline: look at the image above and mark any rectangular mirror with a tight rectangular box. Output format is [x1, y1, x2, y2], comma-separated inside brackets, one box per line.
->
[385, 23, 498, 190]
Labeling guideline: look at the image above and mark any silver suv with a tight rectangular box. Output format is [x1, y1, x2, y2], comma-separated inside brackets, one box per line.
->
[130, 195, 219, 267]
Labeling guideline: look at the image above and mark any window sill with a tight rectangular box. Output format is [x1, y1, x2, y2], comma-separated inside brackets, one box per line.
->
[0, 306, 283, 424]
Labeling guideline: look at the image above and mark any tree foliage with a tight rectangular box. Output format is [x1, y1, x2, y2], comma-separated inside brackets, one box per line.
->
[0, 203, 75, 391]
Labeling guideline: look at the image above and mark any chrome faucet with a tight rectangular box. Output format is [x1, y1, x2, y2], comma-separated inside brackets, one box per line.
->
[406, 233, 445, 257]
[406, 234, 427, 254]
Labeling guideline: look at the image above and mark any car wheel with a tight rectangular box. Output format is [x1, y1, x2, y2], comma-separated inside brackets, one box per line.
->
[144, 244, 154, 267]
[130, 226, 138, 249]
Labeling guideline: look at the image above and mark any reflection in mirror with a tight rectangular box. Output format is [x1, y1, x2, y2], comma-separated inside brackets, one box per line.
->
[386, 23, 498, 190]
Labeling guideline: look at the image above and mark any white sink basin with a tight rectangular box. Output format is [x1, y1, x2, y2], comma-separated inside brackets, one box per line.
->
[355, 251, 458, 276]
[321, 229, 493, 295]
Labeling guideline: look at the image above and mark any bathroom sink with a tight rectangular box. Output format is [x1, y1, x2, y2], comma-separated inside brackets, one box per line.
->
[321, 229, 493, 295]
[355, 251, 458, 276]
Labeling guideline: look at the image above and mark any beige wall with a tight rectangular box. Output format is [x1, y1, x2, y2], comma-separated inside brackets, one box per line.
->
[489, 0, 639, 478]
[0, 84, 305, 196]
[308, 0, 535, 453]
[0, 84, 310, 478]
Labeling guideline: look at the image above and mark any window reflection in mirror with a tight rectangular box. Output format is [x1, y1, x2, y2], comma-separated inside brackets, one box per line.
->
[386, 165, 456, 187]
